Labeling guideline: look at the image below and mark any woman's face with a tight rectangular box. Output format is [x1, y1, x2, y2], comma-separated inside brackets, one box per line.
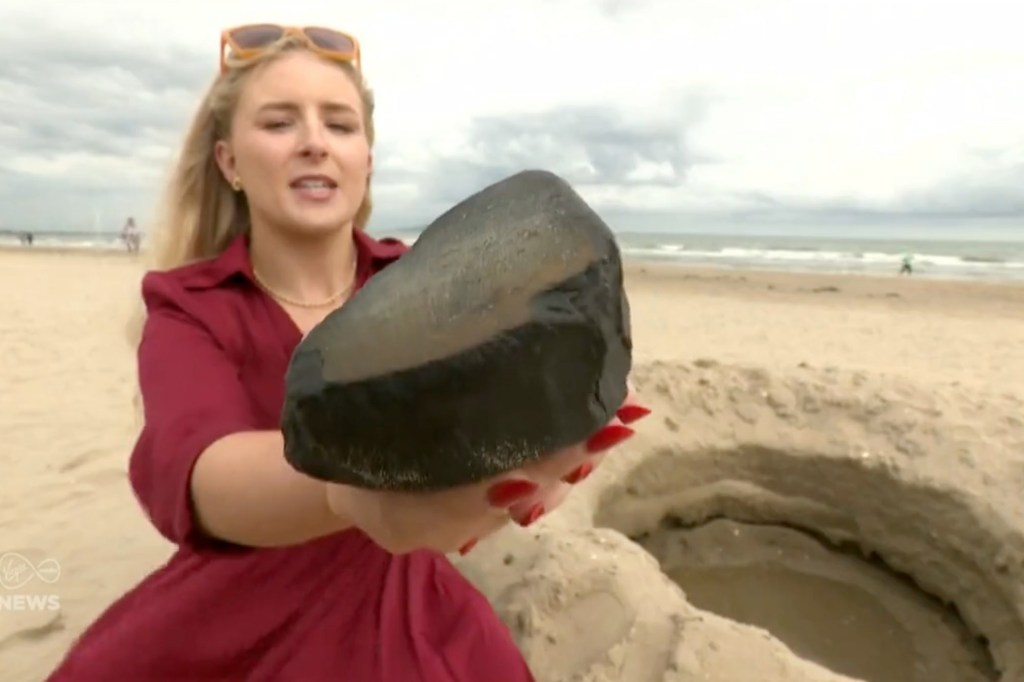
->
[215, 50, 371, 238]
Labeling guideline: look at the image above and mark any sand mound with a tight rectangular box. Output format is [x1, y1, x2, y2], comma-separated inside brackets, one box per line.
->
[454, 360, 1024, 682]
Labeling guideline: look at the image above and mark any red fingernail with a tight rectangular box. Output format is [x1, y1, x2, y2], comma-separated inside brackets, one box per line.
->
[586, 424, 635, 453]
[563, 461, 593, 484]
[517, 503, 545, 527]
[616, 405, 652, 424]
[458, 538, 478, 555]
[486, 479, 539, 508]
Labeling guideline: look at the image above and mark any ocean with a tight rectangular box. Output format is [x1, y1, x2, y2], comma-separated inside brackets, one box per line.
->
[611, 231, 1024, 282]
[5, 229, 1024, 283]
[391, 228, 1024, 283]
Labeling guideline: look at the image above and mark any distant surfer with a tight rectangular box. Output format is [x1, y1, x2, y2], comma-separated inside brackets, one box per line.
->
[899, 252, 913, 276]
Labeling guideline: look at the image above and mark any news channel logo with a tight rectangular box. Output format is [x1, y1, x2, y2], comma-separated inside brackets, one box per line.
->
[0, 552, 62, 612]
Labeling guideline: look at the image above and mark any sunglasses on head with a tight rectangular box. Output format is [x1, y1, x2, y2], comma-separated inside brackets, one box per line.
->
[219, 24, 361, 74]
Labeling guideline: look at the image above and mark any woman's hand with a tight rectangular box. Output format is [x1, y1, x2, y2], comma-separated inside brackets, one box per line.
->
[325, 386, 651, 556]
[325, 472, 516, 555]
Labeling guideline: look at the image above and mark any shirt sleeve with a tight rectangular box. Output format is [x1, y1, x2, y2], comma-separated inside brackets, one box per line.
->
[128, 273, 260, 551]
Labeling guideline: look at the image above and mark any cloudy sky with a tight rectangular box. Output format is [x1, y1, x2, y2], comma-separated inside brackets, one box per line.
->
[1, 0, 1022, 238]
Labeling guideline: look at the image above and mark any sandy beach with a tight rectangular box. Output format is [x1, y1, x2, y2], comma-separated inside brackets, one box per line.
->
[2, 246, 1023, 681]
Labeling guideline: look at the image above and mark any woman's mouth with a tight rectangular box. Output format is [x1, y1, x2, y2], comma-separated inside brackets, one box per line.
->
[290, 175, 338, 201]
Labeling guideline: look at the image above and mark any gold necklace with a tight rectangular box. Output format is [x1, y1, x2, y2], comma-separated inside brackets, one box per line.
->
[252, 269, 356, 309]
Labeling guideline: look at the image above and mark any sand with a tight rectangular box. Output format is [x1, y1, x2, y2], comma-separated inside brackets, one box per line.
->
[1, 248, 1023, 682]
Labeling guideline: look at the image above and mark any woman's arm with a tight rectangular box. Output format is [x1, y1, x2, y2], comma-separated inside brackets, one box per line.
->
[130, 275, 356, 551]
[190, 430, 354, 547]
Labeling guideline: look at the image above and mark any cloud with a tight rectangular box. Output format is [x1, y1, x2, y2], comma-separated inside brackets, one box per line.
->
[889, 145, 1024, 218]
[416, 104, 702, 203]
[0, 16, 213, 231]
[1, 0, 1023, 236]
[709, 143, 1024, 223]
[368, 89, 718, 228]
[0, 34, 206, 159]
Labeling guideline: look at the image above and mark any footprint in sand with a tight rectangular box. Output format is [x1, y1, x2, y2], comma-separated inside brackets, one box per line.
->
[76, 467, 128, 489]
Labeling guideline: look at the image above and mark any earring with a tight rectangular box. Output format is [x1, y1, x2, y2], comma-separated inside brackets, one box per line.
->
[231, 177, 242, 191]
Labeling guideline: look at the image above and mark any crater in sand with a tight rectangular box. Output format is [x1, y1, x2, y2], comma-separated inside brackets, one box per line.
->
[593, 444, 1023, 682]
[635, 517, 996, 682]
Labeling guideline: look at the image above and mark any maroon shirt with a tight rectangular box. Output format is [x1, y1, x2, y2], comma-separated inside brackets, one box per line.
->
[46, 231, 535, 682]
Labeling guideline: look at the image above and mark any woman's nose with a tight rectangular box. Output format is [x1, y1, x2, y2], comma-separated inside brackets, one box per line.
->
[298, 138, 328, 159]
[297, 124, 329, 159]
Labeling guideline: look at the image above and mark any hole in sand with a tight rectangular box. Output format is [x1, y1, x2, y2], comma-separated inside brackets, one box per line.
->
[594, 445, 1020, 682]
[634, 516, 996, 682]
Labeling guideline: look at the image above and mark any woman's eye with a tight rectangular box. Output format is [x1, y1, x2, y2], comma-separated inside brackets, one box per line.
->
[261, 120, 357, 133]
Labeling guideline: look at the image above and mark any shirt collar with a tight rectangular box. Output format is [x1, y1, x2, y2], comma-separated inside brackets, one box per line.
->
[179, 229, 407, 291]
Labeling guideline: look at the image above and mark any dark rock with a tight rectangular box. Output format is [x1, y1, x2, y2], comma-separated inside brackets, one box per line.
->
[280, 169, 632, 491]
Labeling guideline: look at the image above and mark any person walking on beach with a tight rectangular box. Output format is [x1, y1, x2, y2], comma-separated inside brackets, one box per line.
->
[121, 216, 140, 253]
[45, 24, 650, 682]
[899, 252, 914, 275]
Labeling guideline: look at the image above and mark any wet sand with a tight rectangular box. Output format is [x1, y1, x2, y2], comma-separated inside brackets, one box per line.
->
[649, 519, 996, 681]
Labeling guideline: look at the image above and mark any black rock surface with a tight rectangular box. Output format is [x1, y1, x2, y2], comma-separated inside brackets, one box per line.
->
[280, 169, 632, 491]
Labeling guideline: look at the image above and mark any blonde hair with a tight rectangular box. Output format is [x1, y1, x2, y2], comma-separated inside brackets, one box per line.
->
[127, 37, 376, 348]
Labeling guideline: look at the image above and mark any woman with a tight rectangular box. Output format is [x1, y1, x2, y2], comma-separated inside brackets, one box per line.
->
[47, 25, 649, 681]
